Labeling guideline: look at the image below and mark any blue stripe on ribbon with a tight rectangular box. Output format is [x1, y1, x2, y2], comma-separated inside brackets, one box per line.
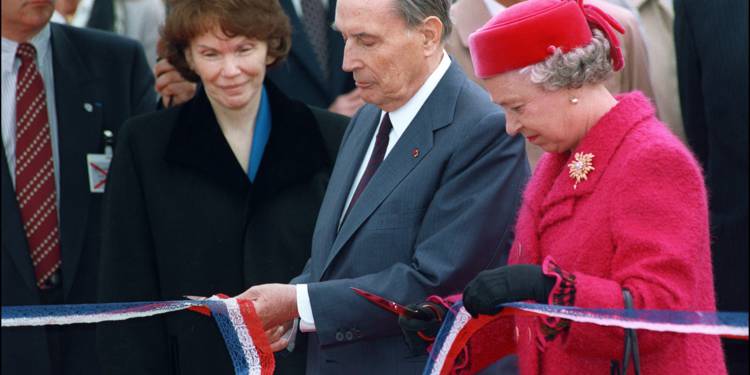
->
[1, 300, 198, 320]
[505, 302, 749, 331]
[205, 300, 252, 375]
[422, 300, 461, 374]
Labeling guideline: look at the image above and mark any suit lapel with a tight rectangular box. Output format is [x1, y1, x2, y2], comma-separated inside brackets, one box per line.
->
[249, 81, 328, 206]
[318, 63, 462, 278]
[1, 147, 39, 294]
[50, 24, 105, 298]
[311, 106, 378, 274]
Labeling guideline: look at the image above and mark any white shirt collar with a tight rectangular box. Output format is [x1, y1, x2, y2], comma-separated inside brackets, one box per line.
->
[382, 50, 452, 139]
[2, 23, 52, 74]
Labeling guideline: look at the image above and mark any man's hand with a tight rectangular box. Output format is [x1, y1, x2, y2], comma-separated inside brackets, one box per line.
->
[264, 320, 294, 352]
[398, 302, 447, 356]
[328, 88, 364, 117]
[154, 58, 197, 107]
[236, 283, 299, 331]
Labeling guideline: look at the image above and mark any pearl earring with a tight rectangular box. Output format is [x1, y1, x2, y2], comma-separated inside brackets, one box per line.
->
[569, 96, 579, 104]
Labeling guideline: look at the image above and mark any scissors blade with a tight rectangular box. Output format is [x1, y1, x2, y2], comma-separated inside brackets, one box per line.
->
[183, 295, 208, 301]
[351, 287, 421, 317]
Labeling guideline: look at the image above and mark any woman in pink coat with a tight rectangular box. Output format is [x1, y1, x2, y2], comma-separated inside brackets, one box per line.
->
[398, 0, 727, 373]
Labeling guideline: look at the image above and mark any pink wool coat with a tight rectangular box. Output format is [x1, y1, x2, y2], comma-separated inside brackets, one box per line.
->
[502, 92, 726, 374]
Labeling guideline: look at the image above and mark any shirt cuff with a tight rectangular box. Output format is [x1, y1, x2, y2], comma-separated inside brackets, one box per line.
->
[282, 319, 299, 352]
[296, 284, 316, 332]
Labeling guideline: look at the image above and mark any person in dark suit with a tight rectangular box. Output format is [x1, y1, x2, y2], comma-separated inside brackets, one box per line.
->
[267, 0, 363, 116]
[237, 0, 529, 372]
[95, 1, 348, 374]
[674, 1, 749, 373]
[1, 1, 156, 374]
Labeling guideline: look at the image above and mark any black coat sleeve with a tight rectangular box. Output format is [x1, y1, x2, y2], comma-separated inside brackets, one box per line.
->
[96, 122, 171, 374]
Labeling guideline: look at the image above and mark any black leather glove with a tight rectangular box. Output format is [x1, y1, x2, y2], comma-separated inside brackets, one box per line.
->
[463, 264, 556, 318]
[398, 302, 447, 356]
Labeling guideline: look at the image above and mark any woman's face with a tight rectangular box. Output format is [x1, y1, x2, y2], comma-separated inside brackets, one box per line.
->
[484, 70, 585, 153]
[186, 26, 275, 112]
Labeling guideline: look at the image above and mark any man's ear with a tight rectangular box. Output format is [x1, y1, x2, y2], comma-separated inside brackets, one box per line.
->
[420, 16, 443, 55]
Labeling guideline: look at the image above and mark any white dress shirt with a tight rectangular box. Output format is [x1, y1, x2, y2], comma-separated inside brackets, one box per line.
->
[296, 51, 452, 332]
[2, 25, 61, 211]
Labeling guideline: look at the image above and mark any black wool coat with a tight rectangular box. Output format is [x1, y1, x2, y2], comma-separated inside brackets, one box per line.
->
[96, 81, 348, 375]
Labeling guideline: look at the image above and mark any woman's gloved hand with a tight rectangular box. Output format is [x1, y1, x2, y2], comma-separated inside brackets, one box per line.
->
[398, 302, 447, 356]
[463, 264, 556, 318]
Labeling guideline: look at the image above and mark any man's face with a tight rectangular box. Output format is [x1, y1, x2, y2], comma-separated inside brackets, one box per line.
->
[335, 0, 431, 112]
[1, 0, 54, 41]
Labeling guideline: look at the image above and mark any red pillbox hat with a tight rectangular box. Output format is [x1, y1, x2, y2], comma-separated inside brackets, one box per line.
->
[468, 0, 625, 79]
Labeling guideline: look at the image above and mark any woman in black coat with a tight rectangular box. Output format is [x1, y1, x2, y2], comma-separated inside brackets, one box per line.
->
[95, 1, 348, 374]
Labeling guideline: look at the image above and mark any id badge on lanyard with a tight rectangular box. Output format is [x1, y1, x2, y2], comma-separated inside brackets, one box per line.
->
[86, 129, 114, 193]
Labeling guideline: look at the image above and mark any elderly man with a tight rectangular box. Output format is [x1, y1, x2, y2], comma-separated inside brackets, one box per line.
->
[238, 0, 529, 372]
[1, 0, 155, 374]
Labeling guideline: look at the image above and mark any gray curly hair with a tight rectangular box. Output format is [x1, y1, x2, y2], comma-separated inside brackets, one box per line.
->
[520, 29, 613, 91]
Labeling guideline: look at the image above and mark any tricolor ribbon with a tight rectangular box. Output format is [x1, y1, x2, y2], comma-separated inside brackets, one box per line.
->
[424, 301, 749, 375]
[4, 298, 747, 375]
[1, 296, 274, 375]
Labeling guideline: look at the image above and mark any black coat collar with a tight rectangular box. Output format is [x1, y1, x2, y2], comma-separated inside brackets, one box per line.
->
[165, 80, 329, 197]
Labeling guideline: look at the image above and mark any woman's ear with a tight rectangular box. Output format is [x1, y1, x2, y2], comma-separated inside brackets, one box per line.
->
[184, 48, 194, 70]
[265, 54, 276, 66]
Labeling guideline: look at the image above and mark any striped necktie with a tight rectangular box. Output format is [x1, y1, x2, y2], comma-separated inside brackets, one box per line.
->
[15, 42, 62, 289]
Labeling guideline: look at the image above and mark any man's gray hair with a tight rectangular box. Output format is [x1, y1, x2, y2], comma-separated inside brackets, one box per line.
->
[394, 0, 453, 42]
[521, 29, 614, 91]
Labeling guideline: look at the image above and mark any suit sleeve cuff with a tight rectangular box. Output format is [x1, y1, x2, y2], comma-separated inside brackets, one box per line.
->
[296, 284, 316, 332]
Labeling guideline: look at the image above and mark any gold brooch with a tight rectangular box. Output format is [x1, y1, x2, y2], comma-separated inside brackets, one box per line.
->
[568, 152, 595, 189]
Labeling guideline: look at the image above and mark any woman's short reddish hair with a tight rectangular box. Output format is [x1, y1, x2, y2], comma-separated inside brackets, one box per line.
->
[161, 0, 292, 82]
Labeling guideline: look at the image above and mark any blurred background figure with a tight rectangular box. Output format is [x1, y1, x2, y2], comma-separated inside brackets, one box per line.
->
[267, 0, 364, 116]
[51, 0, 166, 68]
[675, 0, 749, 373]
[1, 0, 156, 374]
[604, 0, 686, 143]
[96, 0, 348, 374]
[446, 0, 655, 170]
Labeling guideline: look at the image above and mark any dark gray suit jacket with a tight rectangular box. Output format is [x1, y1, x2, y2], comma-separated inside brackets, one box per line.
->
[1, 23, 155, 375]
[293, 62, 529, 374]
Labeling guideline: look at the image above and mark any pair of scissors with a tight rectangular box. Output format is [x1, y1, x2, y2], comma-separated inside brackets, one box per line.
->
[351, 287, 432, 320]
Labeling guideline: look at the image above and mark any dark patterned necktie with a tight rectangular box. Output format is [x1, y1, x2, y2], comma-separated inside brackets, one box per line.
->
[15, 43, 62, 289]
[301, 0, 329, 79]
[343, 114, 392, 221]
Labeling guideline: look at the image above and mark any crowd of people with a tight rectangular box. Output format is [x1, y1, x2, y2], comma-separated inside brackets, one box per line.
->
[1, 0, 747, 374]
